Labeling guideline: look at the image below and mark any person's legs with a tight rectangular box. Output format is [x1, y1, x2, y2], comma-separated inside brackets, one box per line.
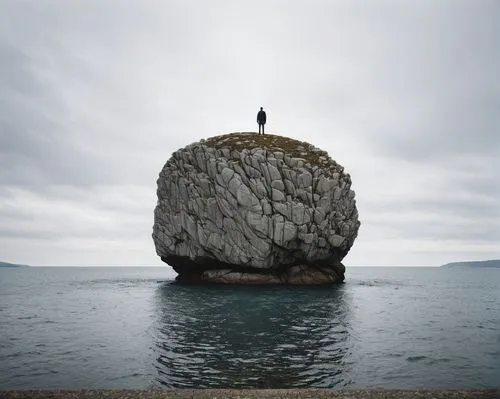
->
[262, 124, 265, 134]
[258, 123, 262, 134]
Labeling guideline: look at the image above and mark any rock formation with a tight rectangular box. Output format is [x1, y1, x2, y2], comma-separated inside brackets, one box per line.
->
[153, 132, 360, 284]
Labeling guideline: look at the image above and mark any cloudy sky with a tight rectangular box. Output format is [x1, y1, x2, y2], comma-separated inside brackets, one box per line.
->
[0, 0, 498, 267]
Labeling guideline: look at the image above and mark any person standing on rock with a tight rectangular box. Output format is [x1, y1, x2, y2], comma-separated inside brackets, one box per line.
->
[257, 107, 267, 135]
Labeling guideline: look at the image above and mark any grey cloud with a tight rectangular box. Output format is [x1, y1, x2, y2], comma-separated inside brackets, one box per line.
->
[0, 40, 109, 186]
[368, 197, 497, 222]
[364, 215, 499, 244]
[0, 1, 498, 266]
[0, 2, 196, 187]
[367, 4, 499, 161]
[0, 186, 155, 241]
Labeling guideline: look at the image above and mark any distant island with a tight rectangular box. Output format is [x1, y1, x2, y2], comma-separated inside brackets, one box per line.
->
[0, 261, 28, 268]
[441, 260, 500, 268]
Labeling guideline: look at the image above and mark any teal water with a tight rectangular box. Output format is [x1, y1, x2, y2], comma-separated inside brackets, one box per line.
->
[0, 267, 499, 389]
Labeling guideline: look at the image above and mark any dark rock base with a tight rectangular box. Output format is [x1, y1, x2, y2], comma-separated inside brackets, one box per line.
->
[163, 255, 345, 285]
[172, 265, 345, 285]
[198, 264, 344, 284]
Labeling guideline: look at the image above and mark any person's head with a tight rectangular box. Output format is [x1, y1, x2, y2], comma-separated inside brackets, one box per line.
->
[260, 107, 263, 110]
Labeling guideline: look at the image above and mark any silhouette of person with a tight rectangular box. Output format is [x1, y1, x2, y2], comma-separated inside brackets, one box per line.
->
[257, 107, 267, 135]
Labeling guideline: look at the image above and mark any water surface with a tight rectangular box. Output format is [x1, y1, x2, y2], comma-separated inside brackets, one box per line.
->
[0, 267, 498, 389]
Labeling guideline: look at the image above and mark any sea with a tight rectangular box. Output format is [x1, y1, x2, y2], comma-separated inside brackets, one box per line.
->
[0, 266, 499, 389]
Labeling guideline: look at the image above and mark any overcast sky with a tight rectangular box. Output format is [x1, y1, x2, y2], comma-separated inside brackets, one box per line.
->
[0, 0, 498, 267]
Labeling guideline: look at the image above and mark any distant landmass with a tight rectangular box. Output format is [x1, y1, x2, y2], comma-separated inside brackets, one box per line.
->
[0, 261, 28, 268]
[441, 260, 500, 268]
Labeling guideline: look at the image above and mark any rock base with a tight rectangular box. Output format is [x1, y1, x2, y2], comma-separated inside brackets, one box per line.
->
[174, 263, 345, 285]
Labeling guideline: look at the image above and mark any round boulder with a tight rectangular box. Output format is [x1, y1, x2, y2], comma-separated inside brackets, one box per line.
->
[153, 132, 360, 284]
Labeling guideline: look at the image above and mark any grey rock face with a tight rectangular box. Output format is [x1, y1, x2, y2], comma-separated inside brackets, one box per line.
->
[153, 132, 360, 284]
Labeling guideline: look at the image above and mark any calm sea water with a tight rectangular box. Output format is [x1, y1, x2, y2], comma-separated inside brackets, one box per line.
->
[0, 267, 499, 389]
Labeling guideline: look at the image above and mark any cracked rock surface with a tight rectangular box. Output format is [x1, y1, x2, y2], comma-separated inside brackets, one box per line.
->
[153, 132, 360, 284]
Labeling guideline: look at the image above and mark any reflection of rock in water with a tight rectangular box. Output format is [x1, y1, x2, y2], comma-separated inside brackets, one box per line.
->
[152, 283, 352, 388]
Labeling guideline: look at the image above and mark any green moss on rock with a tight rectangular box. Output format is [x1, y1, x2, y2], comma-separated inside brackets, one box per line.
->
[204, 132, 339, 170]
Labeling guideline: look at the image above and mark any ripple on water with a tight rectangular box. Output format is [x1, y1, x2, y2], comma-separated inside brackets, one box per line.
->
[152, 283, 352, 388]
[406, 355, 427, 362]
[1, 267, 500, 389]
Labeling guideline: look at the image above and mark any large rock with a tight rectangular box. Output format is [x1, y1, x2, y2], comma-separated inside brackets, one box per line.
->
[153, 132, 360, 284]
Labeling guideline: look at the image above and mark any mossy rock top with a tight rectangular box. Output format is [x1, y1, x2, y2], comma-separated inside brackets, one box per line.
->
[203, 132, 339, 170]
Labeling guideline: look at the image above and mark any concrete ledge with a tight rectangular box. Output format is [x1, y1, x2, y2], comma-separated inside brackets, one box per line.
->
[0, 389, 499, 399]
